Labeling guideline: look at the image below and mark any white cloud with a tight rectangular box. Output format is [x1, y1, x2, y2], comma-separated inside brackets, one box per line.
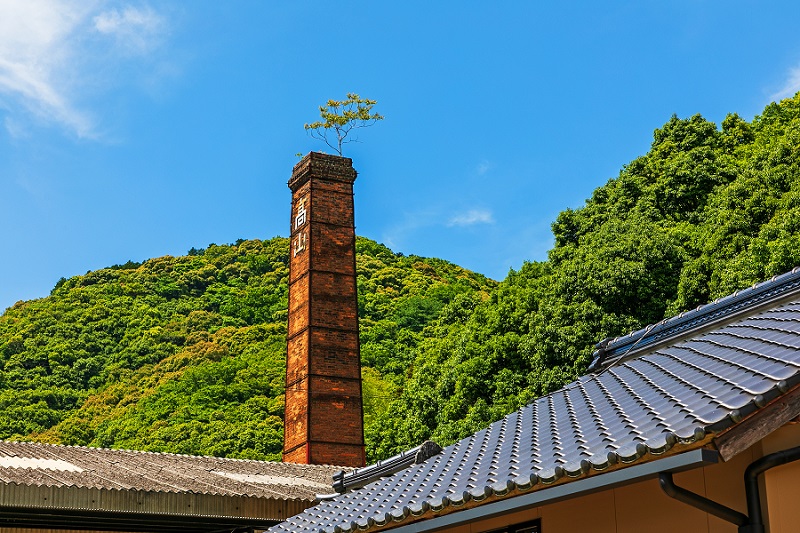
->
[94, 5, 165, 55]
[383, 206, 496, 250]
[381, 208, 440, 250]
[4, 116, 29, 139]
[770, 65, 800, 102]
[448, 209, 495, 227]
[0, 0, 169, 138]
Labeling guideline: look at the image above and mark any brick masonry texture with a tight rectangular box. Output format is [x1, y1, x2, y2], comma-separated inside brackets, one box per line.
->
[309, 442, 364, 467]
[310, 226, 356, 275]
[309, 272, 358, 330]
[286, 330, 309, 385]
[282, 443, 308, 465]
[284, 153, 365, 468]
[283, 385, 308, 452]
[289, 247, 310, 284]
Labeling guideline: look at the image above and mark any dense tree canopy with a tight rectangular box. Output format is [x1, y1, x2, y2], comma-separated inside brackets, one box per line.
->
[1, 93, 799, 462]
[0, 237, 491, 462]
[370, 93, 800, 457]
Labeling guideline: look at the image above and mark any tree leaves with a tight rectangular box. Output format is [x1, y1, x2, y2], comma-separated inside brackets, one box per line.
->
[304, 93, 384, 155]
[0, 236, 491, 462]
[368, 92, 800, 457]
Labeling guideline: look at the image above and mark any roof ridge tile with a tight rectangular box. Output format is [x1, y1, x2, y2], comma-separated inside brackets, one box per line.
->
[589, 266, 800, 372]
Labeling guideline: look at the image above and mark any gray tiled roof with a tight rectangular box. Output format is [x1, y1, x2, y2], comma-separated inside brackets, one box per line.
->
[590, 267, 800, 371]
[0, 441, 340, 501]
[271, 279, 800, 533]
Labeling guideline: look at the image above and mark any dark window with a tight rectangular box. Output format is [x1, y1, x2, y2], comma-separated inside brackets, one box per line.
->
[483, 518, 541, 533]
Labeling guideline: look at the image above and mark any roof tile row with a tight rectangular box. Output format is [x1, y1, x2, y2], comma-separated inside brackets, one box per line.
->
[272, 291, 800, 533]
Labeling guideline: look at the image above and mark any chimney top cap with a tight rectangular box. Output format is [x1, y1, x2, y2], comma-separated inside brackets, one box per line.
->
[289, 152, 357, 191]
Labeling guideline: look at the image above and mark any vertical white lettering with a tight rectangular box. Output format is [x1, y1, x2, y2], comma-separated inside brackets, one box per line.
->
[293, 231, 307, 257]
[295, 199, 307, 229]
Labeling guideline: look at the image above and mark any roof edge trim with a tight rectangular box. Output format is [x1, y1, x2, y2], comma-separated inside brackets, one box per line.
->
[382, 448, 718, 533]
[0, 504, 279, 533]
[0, 483, 312, 520]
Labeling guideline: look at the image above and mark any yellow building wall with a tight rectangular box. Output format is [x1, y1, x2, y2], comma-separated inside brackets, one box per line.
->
[760, 423, 800, 533]
[434, 423, 800, 533]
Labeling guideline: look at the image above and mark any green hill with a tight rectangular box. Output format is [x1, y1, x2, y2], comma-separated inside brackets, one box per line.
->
[0, 238, 493, 462]
[2, 93, 799, 462]
[368, 93, 800, 457]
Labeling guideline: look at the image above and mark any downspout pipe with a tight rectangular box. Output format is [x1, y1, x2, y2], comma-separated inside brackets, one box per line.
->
[658, 472, 747, 526]
[660, 445, 800, 533]
[742, 444, 800, 533]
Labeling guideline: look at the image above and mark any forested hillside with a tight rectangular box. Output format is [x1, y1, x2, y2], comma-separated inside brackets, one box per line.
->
[369, 93, 800, 457]
[1, 93, 799, 462]
[0, 238, 492, 462]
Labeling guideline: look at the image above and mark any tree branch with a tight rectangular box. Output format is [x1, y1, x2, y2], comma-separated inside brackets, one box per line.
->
[303, 93, 384, 156]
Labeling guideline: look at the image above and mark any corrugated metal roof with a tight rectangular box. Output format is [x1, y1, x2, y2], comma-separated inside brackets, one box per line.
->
[270, 282, 800, 533]
[0, 441, 340, 501]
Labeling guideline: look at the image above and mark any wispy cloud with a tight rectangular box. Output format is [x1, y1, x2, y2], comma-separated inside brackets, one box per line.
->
[383, 206, 496, 250]
[770, 64, 800, 102]
[475, 160, 491, 175]
[3, 116, 29, 139]
[448, 209, 494, 227]
[381, 208, 440, 249]
[94, 5, 166, 56]
[0, 0, 170, 139]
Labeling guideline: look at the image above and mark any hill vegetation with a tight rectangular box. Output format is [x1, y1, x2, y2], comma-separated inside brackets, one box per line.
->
[0, 238, 492, 461]
[371, 93, 800, 457]
[1, 93, 799, 462]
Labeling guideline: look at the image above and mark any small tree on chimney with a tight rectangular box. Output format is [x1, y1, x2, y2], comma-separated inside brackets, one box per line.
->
[304, 93, 384, 156]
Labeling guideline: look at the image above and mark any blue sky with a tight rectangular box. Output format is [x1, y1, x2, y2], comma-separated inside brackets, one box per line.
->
[2, 1, 800, 312]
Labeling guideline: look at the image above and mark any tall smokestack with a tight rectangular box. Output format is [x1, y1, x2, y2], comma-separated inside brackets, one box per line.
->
[283, 152, 366, 467]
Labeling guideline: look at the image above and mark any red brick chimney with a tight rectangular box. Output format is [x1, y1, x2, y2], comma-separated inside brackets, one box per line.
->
[283, 152, 366, 467]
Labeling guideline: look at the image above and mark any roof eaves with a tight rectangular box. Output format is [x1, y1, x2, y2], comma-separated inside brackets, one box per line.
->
[0, 502, 280, 533]
[329, 448, 719, 533]
[306, 431, 716, 533]
[713, 381, 800, 461]
[0, 483, 312, 526]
